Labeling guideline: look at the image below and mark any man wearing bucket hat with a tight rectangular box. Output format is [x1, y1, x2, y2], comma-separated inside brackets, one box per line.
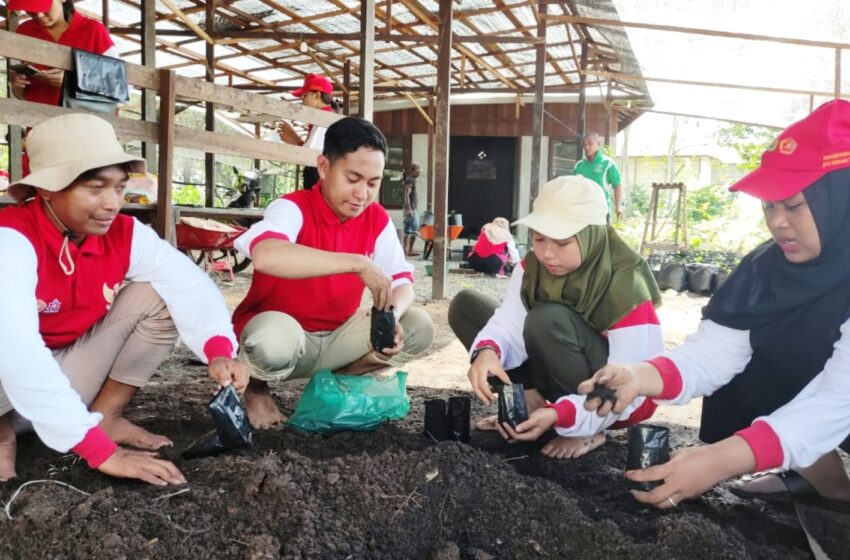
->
[448, 175, 664, 458]
[277, 74, 341, 191]
[579, 99, 850, 511]
[0, 113, 248, 486]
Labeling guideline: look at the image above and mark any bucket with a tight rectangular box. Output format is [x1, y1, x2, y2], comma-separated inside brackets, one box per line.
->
[425, 264, 433, 277]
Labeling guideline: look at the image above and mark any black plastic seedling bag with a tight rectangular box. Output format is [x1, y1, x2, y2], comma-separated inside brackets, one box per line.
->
[370, 306, 396, 352]
[447, 396, 471, 442]
[626, 424, 670, 491]
[497, 383, 528, 429]
[182, 384, 253, 459]
[424, 398, 449, 441]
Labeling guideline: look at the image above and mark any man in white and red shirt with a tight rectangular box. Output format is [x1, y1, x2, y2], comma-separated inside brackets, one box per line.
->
[449, 176, 664, 459]
[0, 113, 247, 486]
[234, 117, 434, 429]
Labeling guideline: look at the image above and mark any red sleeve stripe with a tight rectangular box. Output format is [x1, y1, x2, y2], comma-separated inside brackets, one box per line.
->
[72, 426, 118, 469]
[610, 300, 660, 329]
[249, 231, 290, 254]
[736, 420, 784, 471]
[520, 258, 526, 270]
[545, 399, 577, 428]
[392, 271, 414, 283]
[203, 335, 234, 362]
[474, 339, 502, 359]
[609, 398, 658, 430]
[648, 356, 684, 400]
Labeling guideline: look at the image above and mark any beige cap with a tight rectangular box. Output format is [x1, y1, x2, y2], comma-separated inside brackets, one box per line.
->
[8, 113, 146, 203]
[513, 175, 607, 240]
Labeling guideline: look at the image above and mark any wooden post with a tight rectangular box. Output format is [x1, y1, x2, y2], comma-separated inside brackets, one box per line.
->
[529, 0, 547, 202]
[141, 0, 157, 171]
[204, 0, 216, 208]
[358, 0, 376, 121]
[604, 78, 613, 146]
[6, 11, 22, 181]
[431, 0, 452, 300]
[576, 40, 588, 161]
[343, 59, 351, 116]
[102, 0, 109, 28]
[427, 95, 435, 210]
[836, 48, 842, 99]
[155, 69, 176, 243]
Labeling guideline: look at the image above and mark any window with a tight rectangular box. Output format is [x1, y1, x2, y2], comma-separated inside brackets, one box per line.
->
[551, 139, 579, 179]
[380, 135, 406, 208]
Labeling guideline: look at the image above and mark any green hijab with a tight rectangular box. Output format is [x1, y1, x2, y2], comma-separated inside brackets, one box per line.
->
[520, 225, 661, 331]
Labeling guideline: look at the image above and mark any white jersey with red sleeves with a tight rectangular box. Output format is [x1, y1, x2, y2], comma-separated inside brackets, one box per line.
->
[470, 259, 664, 436]
[233, 183, 414, 335]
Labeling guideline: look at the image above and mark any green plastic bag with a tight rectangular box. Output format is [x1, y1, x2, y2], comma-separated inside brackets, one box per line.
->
[287, 370, 410, 433]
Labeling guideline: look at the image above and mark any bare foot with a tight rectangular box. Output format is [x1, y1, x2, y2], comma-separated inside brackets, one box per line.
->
[244, 379, 287, 430]
[541, 433, 606, 459]
[99, 415, 173, 450]
[474, 415, 499, 431]
[0, 415, 17, 482]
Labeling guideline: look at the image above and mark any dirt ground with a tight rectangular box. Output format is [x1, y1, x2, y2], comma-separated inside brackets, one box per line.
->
[0, 269, 828, 559]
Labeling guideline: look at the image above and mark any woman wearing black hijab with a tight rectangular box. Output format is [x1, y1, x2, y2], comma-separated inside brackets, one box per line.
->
[577, 99, 850, 509]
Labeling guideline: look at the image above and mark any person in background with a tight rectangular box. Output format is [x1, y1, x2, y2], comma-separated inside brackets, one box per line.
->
[277, 74, 341, 191]
[0, 113, 248, 486]
[574, 131, 623, 221]
[9, 0, 119, 176]
[402, 163, 421, 257]
[234, 117, 434, 429]
[579, 99, 850, 510]
[466, 217, 520, 277]
[449, 176, 663, 459]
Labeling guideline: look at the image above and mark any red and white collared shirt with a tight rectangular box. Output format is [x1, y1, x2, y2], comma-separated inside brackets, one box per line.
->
[0, 198, 237, 467]
[233, 183, 413, 336]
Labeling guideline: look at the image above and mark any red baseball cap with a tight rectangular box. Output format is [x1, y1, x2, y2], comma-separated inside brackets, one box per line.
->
[731, 99, 850, 201]
[291, 74, 333, 97]
[7, 0, 53, 12]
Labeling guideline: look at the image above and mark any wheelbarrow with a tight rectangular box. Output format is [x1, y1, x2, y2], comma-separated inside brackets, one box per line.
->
[176, 217, 248, 281]
[418, 224, 464, 260]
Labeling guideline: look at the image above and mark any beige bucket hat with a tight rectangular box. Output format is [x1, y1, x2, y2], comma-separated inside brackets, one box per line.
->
[513, 175, 608, 240]
[8, 113, 146, 203]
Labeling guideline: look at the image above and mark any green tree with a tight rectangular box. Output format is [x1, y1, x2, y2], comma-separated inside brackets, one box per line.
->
[716, 124, 777, 171]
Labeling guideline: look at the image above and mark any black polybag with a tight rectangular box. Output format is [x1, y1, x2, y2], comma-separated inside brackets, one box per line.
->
[370, 306, 396, 352]
[182, 385, 253, 459]
[626, 424, 670, 491]
[447, 396, 471, 442]
[497, 383, 528, 429]
[424, 398, 449, 441]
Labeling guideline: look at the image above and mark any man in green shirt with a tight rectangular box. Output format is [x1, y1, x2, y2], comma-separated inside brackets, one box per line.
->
[573, 131, 622, 220]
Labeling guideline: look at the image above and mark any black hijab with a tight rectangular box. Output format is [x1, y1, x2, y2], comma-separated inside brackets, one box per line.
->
[699, 167, 850, 445]
[703, 167, 850, 329]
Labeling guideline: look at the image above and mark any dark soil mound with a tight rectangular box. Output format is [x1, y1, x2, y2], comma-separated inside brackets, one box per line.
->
[0, 353, 813, 559]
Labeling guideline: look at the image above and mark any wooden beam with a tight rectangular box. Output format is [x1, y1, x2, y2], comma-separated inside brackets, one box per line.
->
[343, 59, 352, 116]
[202, 29, 545, 44]
[530, 0, 547, 202]
[141, 0, 158, 171]
[432, 0, 452, 300]
[548, 15, 850, 51]
[836, 48, 842, 99]
[159, 0, 215, 44]
[576, 41, 588, 160]
[156, 69, 177, 243]
[205, 0, 216, 209]
[6, 12, 22, 182]
[359, 0, 376, 121]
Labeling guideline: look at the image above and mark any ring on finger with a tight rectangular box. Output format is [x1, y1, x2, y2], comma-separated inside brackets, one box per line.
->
[667, 496, 677, 508]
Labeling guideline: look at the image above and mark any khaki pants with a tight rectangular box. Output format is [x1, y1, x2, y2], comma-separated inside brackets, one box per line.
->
[239, 307, 434, 382]
[0, 283, 178, 427]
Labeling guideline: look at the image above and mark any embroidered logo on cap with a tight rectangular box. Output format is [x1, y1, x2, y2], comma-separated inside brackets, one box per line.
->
[778, 138, 797, 155]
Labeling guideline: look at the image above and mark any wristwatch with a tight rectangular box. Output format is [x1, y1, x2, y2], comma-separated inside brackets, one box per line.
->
[470, 345, 499, 364]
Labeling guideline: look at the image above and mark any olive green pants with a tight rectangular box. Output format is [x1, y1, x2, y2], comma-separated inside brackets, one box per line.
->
[448, 289, 608, 401]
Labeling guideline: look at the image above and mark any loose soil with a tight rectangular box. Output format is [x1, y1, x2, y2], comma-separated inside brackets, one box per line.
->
[0, 269, 831, 559]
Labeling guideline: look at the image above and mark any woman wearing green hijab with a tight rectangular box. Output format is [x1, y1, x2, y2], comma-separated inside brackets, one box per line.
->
[448, 176, 663, 458]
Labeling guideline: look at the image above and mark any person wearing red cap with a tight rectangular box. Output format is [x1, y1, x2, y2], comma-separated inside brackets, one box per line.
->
[9, 0, 118, 107]
[277, 74, 340, 191]
[579, 99, 850, 510]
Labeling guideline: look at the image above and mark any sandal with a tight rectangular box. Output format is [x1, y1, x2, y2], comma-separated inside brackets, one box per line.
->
[732, 469, 850, 512]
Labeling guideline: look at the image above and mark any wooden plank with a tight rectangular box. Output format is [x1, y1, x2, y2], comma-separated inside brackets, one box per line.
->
[576, 41, 588, 160]
[175, 206, 264, 221]
[343, 59, 352, 116]
[359, 0, 376, 121]
[141, 0, 158, 170]
[205, 0, 216, 208]
[529, 0, 547, 202]
[836, 48, 842, 99]
[431, 0, 453, 300]
[156, 69, 177, 243]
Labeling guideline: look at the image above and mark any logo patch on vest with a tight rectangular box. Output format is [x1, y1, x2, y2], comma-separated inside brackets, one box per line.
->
[37, 298, 62, 314]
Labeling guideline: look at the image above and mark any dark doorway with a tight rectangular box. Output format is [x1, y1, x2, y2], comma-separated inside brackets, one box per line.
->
[449, 136, 517, 235]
